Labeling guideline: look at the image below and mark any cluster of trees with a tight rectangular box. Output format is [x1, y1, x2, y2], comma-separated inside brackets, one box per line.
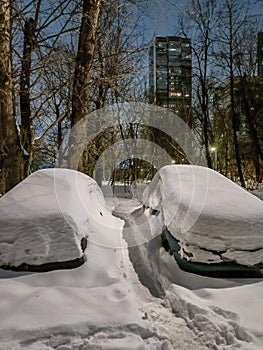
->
[0, 0, 262, 194]
[179, 0, 263, 187]
[0, 0, 148, 194]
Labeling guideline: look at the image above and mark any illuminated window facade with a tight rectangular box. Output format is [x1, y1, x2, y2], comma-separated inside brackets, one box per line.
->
[149, 36, 192, 124]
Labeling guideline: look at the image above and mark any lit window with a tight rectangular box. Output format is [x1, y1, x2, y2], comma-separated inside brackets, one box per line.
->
[169, 45, 181, 53]
[170, 92, 182, 97]
[157, 42, 166, 48]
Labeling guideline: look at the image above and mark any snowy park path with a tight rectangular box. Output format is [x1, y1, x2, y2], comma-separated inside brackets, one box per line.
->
[113, 199, 209, 349]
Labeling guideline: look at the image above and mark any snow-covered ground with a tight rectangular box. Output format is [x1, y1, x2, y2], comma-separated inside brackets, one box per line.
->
[0, 168, 262, 349]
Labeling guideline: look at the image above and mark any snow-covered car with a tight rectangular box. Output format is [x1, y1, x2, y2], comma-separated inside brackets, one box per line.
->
[142, 165, 263, 277]
[0, 169, 123, 271]
[251, 188, 263, 201]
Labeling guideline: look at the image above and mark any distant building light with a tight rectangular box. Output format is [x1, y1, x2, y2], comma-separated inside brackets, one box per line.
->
[170, 92, 182, 97]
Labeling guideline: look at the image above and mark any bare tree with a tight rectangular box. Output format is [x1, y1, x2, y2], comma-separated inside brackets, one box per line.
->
[31, 44, 75, 168]
[69, 0, 149, 175]
[12, 0, 80, 176]
[0, 0, 22, 194]
[233, 23, 263, 182]
[179, 0, 220, 168]
[19, 0, 41, 178]
[213, 0, 253, 187]
[92, 0, 148, 107]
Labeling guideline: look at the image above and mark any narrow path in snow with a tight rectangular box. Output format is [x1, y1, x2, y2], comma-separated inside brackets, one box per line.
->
[114, 199, 165, 298]
[113, 198, 259, 350]
[114, 198, 209, 350]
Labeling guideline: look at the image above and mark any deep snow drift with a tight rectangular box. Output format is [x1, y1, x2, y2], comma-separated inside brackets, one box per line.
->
[142, 165, 263, 266]
[0, 167, 263, 349]
[0, 169, 123, 268]
[0, 169, 200, 350]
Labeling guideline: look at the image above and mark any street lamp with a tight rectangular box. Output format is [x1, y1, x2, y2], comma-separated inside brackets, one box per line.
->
[210, 147, 217, 171]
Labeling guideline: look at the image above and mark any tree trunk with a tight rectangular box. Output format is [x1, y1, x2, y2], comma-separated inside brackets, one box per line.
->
[228, 7, 245, 188]
[0, 0, 22, 194]
[20, 0, 41, 178]
[71, 0, 102, 127]
[20, 17, 37, 178]
[68, 0, 102, 171]
[202, 30, 212, 169]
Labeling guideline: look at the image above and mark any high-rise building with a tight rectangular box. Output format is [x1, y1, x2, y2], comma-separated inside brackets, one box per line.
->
[258, 32, 263, 77]
[149, 36, 192, 123]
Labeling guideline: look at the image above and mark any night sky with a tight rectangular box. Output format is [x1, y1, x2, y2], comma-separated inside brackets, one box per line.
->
[142, 0, 263, 42]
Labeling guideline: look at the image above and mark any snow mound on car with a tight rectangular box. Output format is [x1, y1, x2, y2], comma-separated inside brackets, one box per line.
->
[0, 169, 123, 268]
[142, 165, 263, 266]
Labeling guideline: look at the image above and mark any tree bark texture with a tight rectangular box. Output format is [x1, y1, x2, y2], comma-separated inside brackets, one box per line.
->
[71, 0, 102, 126]
[20, 17, 37, 178]
[68, 0, 101, 171]
[0, 0, 22, 194]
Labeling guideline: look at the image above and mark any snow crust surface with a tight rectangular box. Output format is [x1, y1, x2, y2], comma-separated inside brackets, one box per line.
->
[0, 168, 263, 349]
[142, 165, 263, 265]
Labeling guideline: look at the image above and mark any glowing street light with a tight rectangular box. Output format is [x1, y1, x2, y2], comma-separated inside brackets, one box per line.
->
[210, 147, 217, 171]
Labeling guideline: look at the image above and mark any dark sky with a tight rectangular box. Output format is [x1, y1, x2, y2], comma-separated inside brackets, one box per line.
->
[143, 0, 188, 40]
[142, 0, 263, 42]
